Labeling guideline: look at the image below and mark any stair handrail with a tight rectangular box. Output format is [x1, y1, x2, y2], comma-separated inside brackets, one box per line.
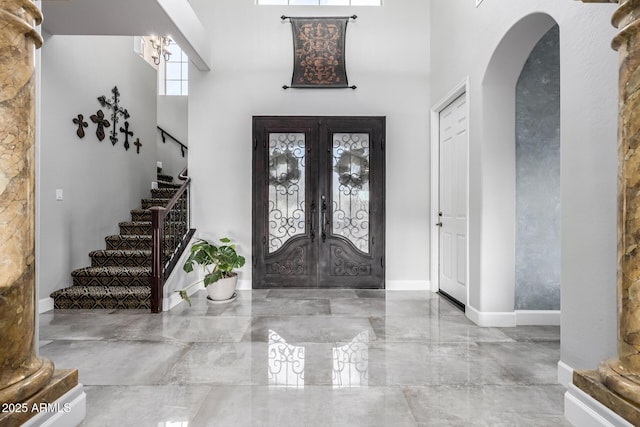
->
[157, 126, 188, 157]
[150, 169, 194, 313]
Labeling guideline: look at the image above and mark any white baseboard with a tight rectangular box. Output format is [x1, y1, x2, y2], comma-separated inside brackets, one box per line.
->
[39, 297, 54, 313]
[565, 384, 633, 427]
[237, 279, 252, 290]
[465, 305, 517, 327]
[558, 360, 574, 388]
[23, 384, 86, 427]
[385, 280, 431, 291]
[515, 310, 561, 326]
[465, 307, 560, 327]
[163, 282, 203, 311]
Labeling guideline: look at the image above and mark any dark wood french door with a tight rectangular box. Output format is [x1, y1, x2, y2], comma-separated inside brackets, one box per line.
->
[252, 116, 385, 289]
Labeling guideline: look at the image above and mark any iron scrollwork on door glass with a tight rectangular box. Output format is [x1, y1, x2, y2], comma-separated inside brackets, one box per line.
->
[268, 133, 306, 253]
[332, 133, 370, 253]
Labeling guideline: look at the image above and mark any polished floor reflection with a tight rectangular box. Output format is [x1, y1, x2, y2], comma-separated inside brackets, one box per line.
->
[39, 290, 569, 426]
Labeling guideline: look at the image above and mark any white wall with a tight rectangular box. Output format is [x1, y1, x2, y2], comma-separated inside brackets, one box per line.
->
[430, 1, 618, 369]
[39, 36, 157, 298]
[187, 0, 430, 287]
[157, 96, 188, 179]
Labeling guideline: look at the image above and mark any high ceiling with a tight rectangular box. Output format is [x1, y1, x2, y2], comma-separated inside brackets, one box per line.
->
[40, 0, 210, 70]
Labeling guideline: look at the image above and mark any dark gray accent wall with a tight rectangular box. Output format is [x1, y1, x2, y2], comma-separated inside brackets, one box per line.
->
[515, 25, 560, 310]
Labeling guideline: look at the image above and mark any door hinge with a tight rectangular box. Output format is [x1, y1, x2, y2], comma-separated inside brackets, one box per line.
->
[381, 137, 385, 151]
[262, 236, 266, 246]
[253, 137, 257, 150]
[381, 257, 384, 268]
[253, 255, 257, 267]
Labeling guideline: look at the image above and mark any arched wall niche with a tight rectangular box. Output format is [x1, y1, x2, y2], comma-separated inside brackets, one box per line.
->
[473, 13, 558, 315]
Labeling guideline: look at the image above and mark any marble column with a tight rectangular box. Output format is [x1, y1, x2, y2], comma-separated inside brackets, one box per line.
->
[574, 0, 640, 424]
[0, 0, 53, 405]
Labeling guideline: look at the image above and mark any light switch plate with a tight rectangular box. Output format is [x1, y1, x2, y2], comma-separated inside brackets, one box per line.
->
[55, 189, 63, 201]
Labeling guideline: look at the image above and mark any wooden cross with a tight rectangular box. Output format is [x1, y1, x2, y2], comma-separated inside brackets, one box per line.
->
[134, 138, 142, 154]
[89, 110, 110, 141]
[119, 121, 134, 151]
[98, 86, 130, 146]
[72, 114, 88, 138]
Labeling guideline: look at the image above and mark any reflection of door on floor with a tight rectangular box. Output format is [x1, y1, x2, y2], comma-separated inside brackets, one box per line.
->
[252, 116, 385, 289]
[437, 94, 468, 305]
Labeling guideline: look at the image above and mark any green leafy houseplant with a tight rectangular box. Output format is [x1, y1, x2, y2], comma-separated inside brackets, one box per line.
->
[178, 237, 246, 305]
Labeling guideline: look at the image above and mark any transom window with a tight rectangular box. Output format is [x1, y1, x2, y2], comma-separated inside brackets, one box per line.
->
[257, 0, 380, 5]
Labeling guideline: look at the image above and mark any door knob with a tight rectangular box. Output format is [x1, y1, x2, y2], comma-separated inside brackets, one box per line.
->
[436, 222, 443, 227]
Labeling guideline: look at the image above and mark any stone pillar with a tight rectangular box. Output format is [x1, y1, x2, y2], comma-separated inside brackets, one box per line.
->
[0, 0, 53, 405]
[601, 0, 640, 402]
[574, 0, 640, 424]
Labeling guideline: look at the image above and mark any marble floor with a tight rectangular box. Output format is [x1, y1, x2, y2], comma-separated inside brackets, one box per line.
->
[39, 290, 569, 426]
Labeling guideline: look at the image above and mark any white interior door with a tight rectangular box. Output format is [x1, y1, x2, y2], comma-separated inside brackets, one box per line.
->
[438, 93, 468, 305]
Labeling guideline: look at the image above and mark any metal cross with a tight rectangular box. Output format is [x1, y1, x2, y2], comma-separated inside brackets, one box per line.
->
[89, 110, 110, 141]
[119, 121, 134, 151]
[98, 86, 130, 146]
[134, 138, 142, 154]
[72, 114, 88, 138]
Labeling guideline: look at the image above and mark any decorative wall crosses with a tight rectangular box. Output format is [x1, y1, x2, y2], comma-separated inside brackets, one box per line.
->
[72, 86, 142, 154]
[120, 121, 133, 151]
[98, 86, 130, 146]
[90, 110, 110, 141]
[73, 114, 88, 138]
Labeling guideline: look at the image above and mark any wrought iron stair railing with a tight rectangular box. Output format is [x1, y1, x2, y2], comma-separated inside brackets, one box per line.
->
[150, 167, 194, 313]
[157, 126, 188, 158]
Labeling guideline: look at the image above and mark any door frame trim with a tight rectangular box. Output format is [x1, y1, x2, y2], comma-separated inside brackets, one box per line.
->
[430, 78, 470, 300]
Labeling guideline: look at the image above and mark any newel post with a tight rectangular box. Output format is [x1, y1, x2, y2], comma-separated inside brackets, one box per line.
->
[150, 206, 165, 313]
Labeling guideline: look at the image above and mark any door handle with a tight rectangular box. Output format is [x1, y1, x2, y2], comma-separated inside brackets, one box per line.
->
[310, 202, 316, 242]
[321, 195, 327, 242]
[436, 222, 443, 227]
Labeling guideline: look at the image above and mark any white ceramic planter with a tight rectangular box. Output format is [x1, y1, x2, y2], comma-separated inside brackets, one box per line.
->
[205, 274, 238, 301]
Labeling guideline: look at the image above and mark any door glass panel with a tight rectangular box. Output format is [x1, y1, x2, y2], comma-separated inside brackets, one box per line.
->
[268, 133, 306, 253]
[332, 133, 370, 253]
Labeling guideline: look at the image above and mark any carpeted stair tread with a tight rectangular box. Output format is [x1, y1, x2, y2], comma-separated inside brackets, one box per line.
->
[142, 198, 171, 209]
[158, 181, 181, 189]
[105, 234, 176, 250]
[71, 266, 151, 287]
[106, 235, 152, 250]
[89, 249, 152, 267]
[50, 286, 150, 309]
[118, 221, 152, 227]
[71, 266, 151, 277]
[118, 221, 152, 235]
[151, 188, 179, 198]
[157, 173, 174, 182]
[130, 209, 151, 221]
[90, 249, 151, 257]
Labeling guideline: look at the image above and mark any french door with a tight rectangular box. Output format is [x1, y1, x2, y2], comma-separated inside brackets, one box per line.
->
[252, 116, 385, 289]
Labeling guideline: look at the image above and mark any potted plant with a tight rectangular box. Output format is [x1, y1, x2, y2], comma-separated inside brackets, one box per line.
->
[178, 237, 246, 305]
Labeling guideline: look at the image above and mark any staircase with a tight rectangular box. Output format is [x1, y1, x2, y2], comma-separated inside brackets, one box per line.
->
[50, 171, 183, 309]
